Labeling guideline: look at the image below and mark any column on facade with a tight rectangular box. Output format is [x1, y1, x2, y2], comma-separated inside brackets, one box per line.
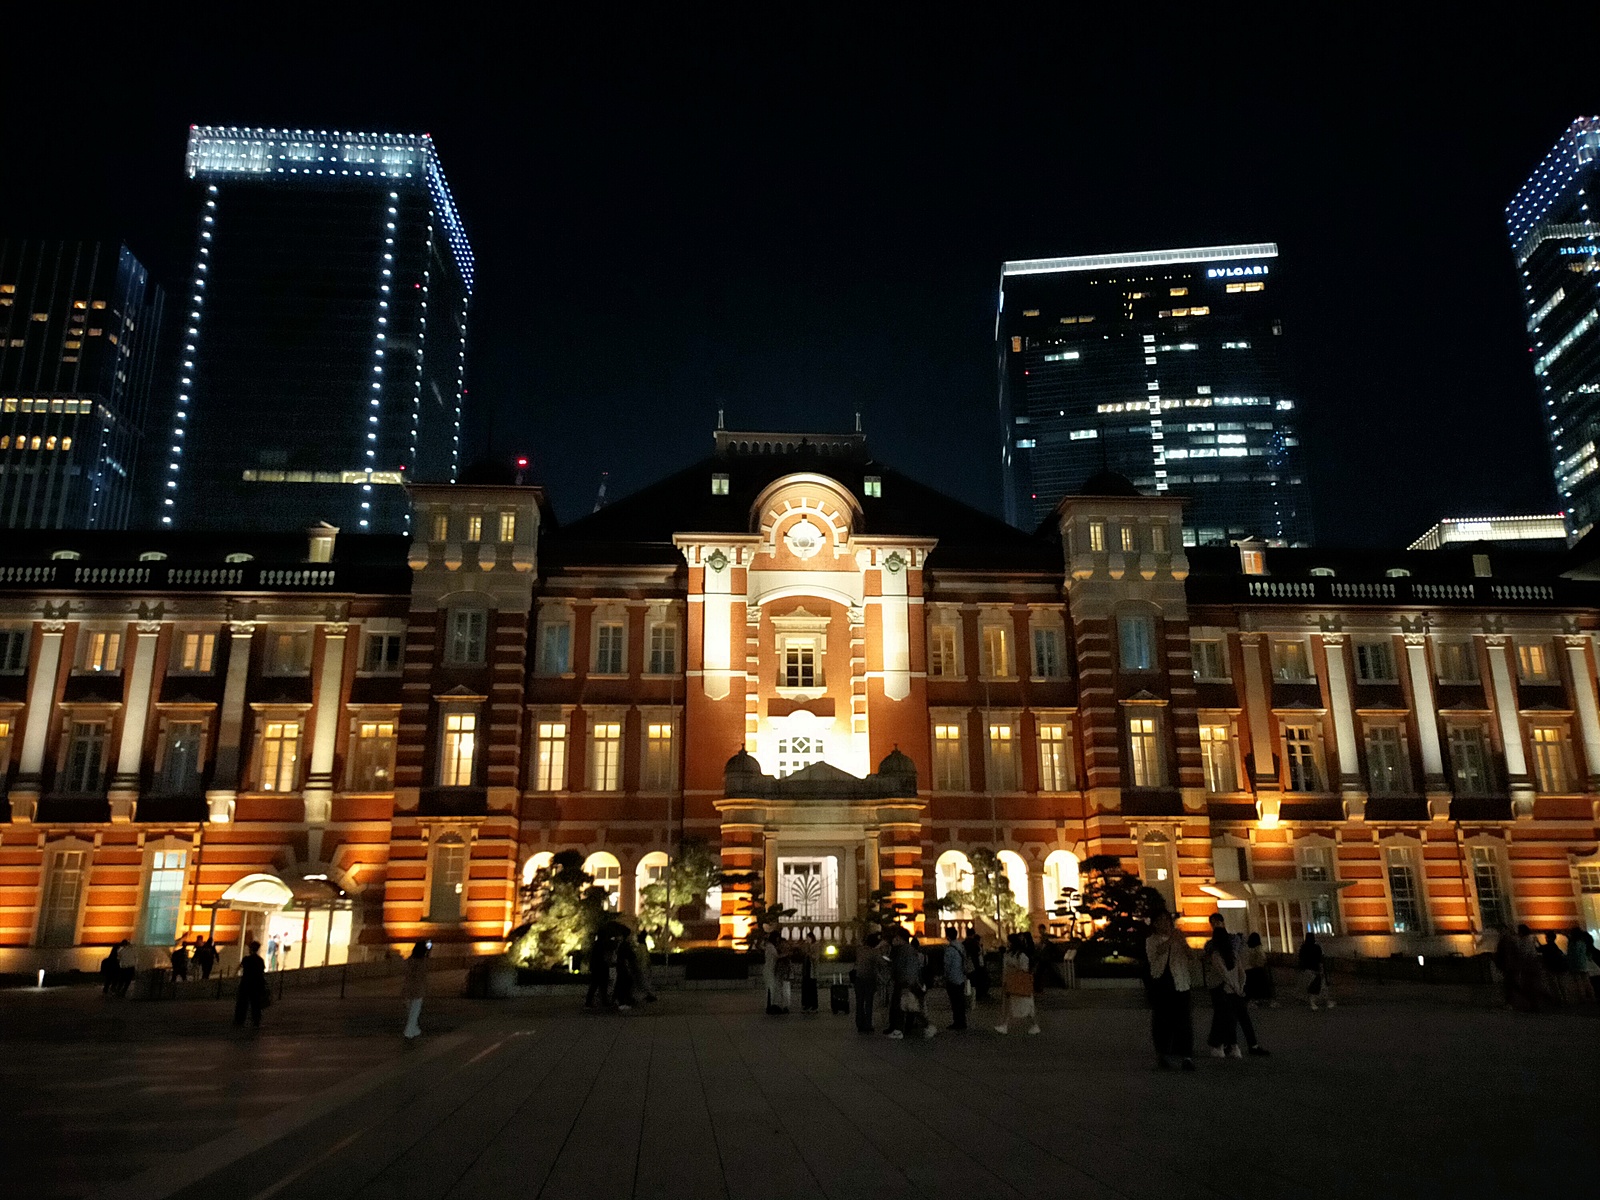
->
[205, 621, 256, 825]
[301, 623, 349, 861]
[1237, 633, 1280, 820]
[1564, 635, 1600, 790]
[107, 620, 163, 823]
[702, 550, 734, 700]
[10, 619, 66, 823]
[1319, 633, 1366, 819]
[879, 552, 910, 701]
[763, 830, 779, 911]
[1485, 635, 1535, 817]
[1403, 632, 1449, 817]
[864, 828, 882, 894]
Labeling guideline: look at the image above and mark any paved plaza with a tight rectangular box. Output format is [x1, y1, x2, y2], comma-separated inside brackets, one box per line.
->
[3, 975, 1597, 1200]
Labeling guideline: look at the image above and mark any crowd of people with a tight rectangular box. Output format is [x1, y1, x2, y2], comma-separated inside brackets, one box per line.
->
[582, 927, 658, 1012]
[1493, 924, 1600, 1010]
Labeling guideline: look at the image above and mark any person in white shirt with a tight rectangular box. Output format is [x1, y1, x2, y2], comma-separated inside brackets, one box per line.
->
[1145, 909, 1197, 1070]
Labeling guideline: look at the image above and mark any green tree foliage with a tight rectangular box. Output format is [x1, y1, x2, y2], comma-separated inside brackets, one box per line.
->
[936, 847, 1028, 936]
[511, 849, 607, 968]
[850, 887, 912, 941]
[1077, 854, 1163, 960]
[636, 838, 754, 940]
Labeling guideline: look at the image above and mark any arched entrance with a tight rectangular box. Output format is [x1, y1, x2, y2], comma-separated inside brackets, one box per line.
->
[215, 866, 357, 970]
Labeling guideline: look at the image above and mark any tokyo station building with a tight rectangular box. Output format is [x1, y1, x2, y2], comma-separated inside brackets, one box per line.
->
[4, 427, 1600, 972]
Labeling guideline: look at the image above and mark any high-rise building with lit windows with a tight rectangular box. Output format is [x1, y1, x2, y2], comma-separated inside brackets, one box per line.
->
[0, 239, 164, 529]
[167, 126, 474, 534]
[1506, 117, 1600, 539]
[996, 243, 1313, 545]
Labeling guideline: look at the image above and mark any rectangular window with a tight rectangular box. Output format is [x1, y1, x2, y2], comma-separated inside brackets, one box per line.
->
[591, 722, 622, 791]
[1577, 864, 1600, 940]
[265, 630, 312, 675]
[465, 514, 483, 542]
[929, 625, 959, 678]
[533, 720, 568, 791]
[1531, 726, 1569, 792]
[0, 627, 27, 674]
[1283, 724, 1323, 791]
[177, 631, 216, 673]
[980, 624, 1013, 678]
[1212, 842, 1249, 882]
[0, 718, 12, 786]
[351, 720, 396, 791]
[1436, 641, 1479, 683]
[1297, 846, 1338, 934]
[440, 712, 477, 787]
[776, 732, 825, 777]
[539, 619, 572, 674]
[1150, 523, 1169, 552]
[259, 721, 301, 792]
[1271, 639, 1312, 682]
[1199, 723, 1237, 793]
[431, 512, 449, 541]
[1355, 640, 1397, 683]
[447, 609, 487, 665]
[711, 473, 729, 495]
[1127, 714, 1162, 787]
[932, 722, 965, 791]
[82, 630, 122, 673]
[643, 721, 676, 790]
[1037, 722, 1072, 791]
[1087, 521, 1105, 552]
[1120, 525, 1136, 553]
[1447, 725, 1492, 795]
[142, 850, 188, 945]
[429, 837, 468, 923]
[1385, 847, 1425, 933]
[1192, 638, 1229, 681]
[1031, 626, 1064, 679]
[864, 476, 882, 498]
[40, 850, 86, 947]
[498, 511, 516, 542]
[594, 622, 626, 675]
[1365, 725, 1410, 794]
[159, 721, 206, 794]
[1118, 613, 1156, 672]
[986, 722, 1018, 791]
[63, 721, 108, 792]
[1517, 641, 1553, 682]
[1471, 845, 1512, 929]
[782, 641, 817, 688]
[362, 631, 403, 674]
[647, 623, 678, 675]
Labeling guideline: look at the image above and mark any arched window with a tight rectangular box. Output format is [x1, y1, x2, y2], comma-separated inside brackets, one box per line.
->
[428, 833, 468, 923]
[521, 850, 553, 888]
[636, 851, 669, 909]
[935, 850, 974, 906]
[1043, 850, 1080, 913]
[584, 851, 622, 911]
[997, 849, 1030, 914]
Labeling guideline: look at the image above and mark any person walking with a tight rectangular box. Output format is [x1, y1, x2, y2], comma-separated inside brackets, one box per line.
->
[763, 932, 790, 1015]
[195, 938, 218, 981]
[1204, 914, 1268, 1057]
[885, 929, 914, 1037]
[171, 942, 190, 984]
[584, 930, 611, 1009]
[853, 933, 885, 1033]
[1145, 909, 1197, 1070]
[800, 932, 820, 1014]
[1243, 932, 1274, 1007]
[100, 944, 119, 996]
[633, 930, 658, 1003]
[401, 940, 430, 1038]
[613, 931, 637, 1012]
[1298, 930, 1330, 1010]
[1539, 931, 1571, 1003]
[942, 926, 969, 1032]
[233, 941, 268, 1029]
[266, 936, 281, 973]
[114, 939, 136, 997]
[994, 934, 1041, 1035]
[963, 928, 989, 1004]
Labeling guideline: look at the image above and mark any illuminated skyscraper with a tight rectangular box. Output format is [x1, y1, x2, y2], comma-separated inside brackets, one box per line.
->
[0, 239, 164, 529]
[167, 126, 474, 533]
[996, 243, 1313, 545]
[1506, 117, 1600, 539]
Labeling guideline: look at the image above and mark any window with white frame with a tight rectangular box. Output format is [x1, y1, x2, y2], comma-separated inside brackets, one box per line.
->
[446, 609, 487, 666]
[38, 846, 87, 947]
[1364, 724, 1411, 794]
[932, 720, 965, 791]
[776, 726, 826, 777]
[584, 852, 622, 911]
[1138, 832, 1178, 912]
[1037, 720, 1073, 791]
[1282, 722, 1324, 792]
[350, 719, 396, 791]
[0, 716, 13, 787]
[980, 621, 1013, 679]
[430, 512, 449, 541]
[594, 621, 626, 675]
[590, 721, 622, 790]
[1384, 844, 1426, 933]
[532, 719, 568, 791]
[1192, 636, 1229, 681]
[1087, 520, 1105, 553]
[1120, 524, 1137, 553]
[1126, 712, 1163, 787]
[361, 629, 403, 674]
[1198, 721, 1238, 793]
[498, 511, 516, 542]
[646, 621, 678, 675]
[428, 834, 468, 922]
[142, 849, 188, 944]
[642, 720, 676, 790]
[1517, 640, 1554, 682]
[263, 629, 312, 676]
[538, 614, 572, 675]
[1530, 724, 1572, 792]
[0, 626, 27, 674]
[157, 720, 206, 794]
[1296, 843, 1339, 934]
[1355, 639, 1397, 683]
[465, 514, 483, 542]
[985, 721, 1018, 791]
[174, 631, 217, 674]
[1470, 843, 1513, 930]
[1447, 724, 1493, 795]
[257, 719, 301, 791]
[1117, 611, 1157, 672]
[1150, 522, 1170, 553]
[1271, 638, 1312, 682]
[1031, 625, 1065, 679]
[1576, 862, 1600, 940]
[62, 719, 108, 793]
[440, 711, 478, 787]
[782, 640, 818, 689]
[1436, 640, 1479, 683]
[928, 622, 960, 678]
[80, 629, 122, 673]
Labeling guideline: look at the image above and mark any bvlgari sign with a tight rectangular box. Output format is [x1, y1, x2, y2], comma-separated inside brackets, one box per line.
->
[1206, 264, 1270, 278]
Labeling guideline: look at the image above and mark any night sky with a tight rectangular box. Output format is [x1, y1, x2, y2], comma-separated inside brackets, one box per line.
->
[2, 13, 1592, 544]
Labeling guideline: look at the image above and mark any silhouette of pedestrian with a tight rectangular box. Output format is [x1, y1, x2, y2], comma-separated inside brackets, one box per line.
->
[171, 942, 190, 983]
[402, 940, 430, 1038]
[234, 941, 268, 1029]
[1146, 909, 1197, 1070]
[853, 933, 885, 1032]
[942, 926, 969, 1031]
[195, 938, 218, 981]
[584, 930, 610, 1008]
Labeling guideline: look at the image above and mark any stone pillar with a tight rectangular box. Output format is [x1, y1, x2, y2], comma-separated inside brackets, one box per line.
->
[1321, 633, 1366, 820]
[1403, 632, 1450, 818]
[1564, 635, 1600, 789]
[1028, 865, 1048, 925]
[763, 830, 779, 911]
[1238, 633, 1278, 789]
[11, 619, 66, 824]
[1485, 636, 1535, 819]
[701, 550, 733, 700]
[880, 552, 911, 701]
[205, 621, 256, 825]
[107, 620, 163, 823]
[301, 623, 348, 861]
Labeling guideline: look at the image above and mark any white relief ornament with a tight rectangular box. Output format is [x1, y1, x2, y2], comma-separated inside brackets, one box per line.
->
[784, 518, 825, 559]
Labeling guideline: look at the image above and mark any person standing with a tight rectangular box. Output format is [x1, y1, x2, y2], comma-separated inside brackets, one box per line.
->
[266, 936, 281, 973]
[994, 934, 1041, 1035]
[963, 928, 989, 1004]
[942, 927, 969, 1032]
[1298, 930, 1329, 1010]
[195, 938, 218, 981]
[171, 942, 190, 984]
[1569, 928, 1599, 1003]
[613, 932, 637, 1012]
[886, 929, 914, 1037]
[114, 939, 136, 997]
[633, 930, 658, 1003]
[853, 933, 884, 1033]
[585, 930, 611, 1009]
[1204, 914, 1267, 1056]
[100, 944, 119, 996]
[1540, 931, 1571, 1003]
[401, 940, 430, 1038]
[1145, 909, 1197, 1070]
[233, 940, 268, 1029]
[763, 932, 790, 1015]
[1493, 926, 1527, 1010]
[798, 932, 820, 1014]
[1243, 932, 1274, 1007]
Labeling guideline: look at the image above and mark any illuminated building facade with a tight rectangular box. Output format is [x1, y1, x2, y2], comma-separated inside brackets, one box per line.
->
[1408, 514, 1569, 552]
[0, 239, 164, 529]
[1507, 117, 1600, 539]
[167, 127, 474, 536]
[997, 244, 1313, 546]
[3, 434, 1600, 976]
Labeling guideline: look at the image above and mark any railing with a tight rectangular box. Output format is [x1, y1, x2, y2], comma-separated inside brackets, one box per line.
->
[0, 561, 411, 594]
[1231, 576, 1569, 607]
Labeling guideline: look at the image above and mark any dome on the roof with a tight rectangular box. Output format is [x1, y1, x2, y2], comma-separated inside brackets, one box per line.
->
[1077, 470, 1142, 498]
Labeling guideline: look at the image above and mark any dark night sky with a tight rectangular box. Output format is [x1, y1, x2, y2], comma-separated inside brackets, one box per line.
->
[2, 12, 1592, 544]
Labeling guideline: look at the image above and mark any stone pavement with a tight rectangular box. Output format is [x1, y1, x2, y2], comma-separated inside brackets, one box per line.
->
[4, 977, 1597, 1200]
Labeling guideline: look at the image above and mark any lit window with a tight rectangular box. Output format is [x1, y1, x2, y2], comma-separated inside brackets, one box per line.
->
[533, 720, 568, 791]
[643, 721, 676, 790]
[440, 712, 477, 786]
[1199, 723, 1237, 793]
[31, 312, 47, 322]
[60, 436, 71, 450]
[591, 722, 622, 791]
[1037, 722, 1072, 791]
[1031, 626, 1064, 679]
[1271, 639, 1312, 682]
[1531, 725, 1570, 792]
[82, 630, 122, 673]
[351, 720, 396, 791]
[986, 722, 1018, 791]
[1240, 548, 1266, 575]
[91, 300, 105, 309]
[431, 512, 449, 541]
[1150, 523, 1169, 552]
[594, 622, 625, 675]
[711, 473, 729, 495]
[498, 511, 516, 542]
[1127, 715, 1162, 787]
[1087, 521, 1105, 552]
[932, 722, 965, 790]
[465, 514, 483, 542]
[258, 721, 301, 791]
[1517, 641, 1553, 682]
[929, 624, 959, 677]
[446, 609, 487, 665]
[142, 850, 188, 944]
[980, 623, 1012, 678]
[1169, 287, 1188, 296]
[178, 631, 216, 673]
[782, 640, 818, 688]
[1117, 612, 1156, 672]
[864, 476, 882, 498]
[1283, 724, 1323, 791]
[1120, 525, 1136, 553]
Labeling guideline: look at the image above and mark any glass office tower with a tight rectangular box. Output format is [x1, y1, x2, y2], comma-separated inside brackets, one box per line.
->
[1506, 117, 1600, 539]
[168, 127, 474, 533]
[997, 243, 1312, 545]
[0, 239, 164, 529]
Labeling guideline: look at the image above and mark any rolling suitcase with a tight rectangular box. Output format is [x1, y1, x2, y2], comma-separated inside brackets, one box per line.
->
[829, 974, 850, 1015]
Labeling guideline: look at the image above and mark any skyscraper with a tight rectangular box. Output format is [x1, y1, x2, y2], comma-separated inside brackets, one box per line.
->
[1506, 117, 1600, 539]
[0, 239, 164, 529]
[996, 243, 1313, 545]
[167, 126, 474, 534]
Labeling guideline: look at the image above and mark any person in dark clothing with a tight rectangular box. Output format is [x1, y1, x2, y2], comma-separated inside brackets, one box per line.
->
[171, 942, 190, 983]
[1540, 931, 1571, 1003]
[963, 929, 989, 1003]
[886, 929, 913, 1036]
[233, 941, 268, 1028]
[799, 932, 820, 1013]
[1242, 932, 1273, 1006]
[612, 932, 637, 1011]
[100, 945, 118, 995]
[853, 933, 884, 1032]
[584, 931, 611, 1008]
[194, 938, 218, 981]
[1145, 909, 1197, 1070]
[1298, 930, 1329, 1009]
[942, 927, 969, 1031]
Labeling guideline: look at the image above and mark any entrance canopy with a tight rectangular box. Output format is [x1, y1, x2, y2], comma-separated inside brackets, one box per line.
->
[1200, 880, 1352, 904]
[217, 869, 351, 913]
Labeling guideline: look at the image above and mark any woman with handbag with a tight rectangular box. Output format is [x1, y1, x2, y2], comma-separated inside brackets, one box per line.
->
[994, 934, 1041, 1035]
